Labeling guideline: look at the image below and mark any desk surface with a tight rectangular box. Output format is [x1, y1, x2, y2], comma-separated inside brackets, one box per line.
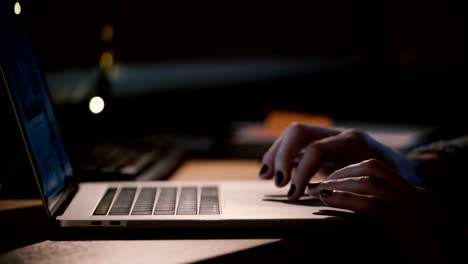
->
[1, 239, 281, 264]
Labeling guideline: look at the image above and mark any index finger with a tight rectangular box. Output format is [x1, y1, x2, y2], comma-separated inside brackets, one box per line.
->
[273, 123, 339, 187]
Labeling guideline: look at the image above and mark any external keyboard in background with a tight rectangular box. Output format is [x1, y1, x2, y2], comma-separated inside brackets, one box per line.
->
[67, 142, 185, 181]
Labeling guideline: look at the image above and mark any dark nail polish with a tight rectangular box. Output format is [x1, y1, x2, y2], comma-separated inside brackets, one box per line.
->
[307, 182, 320, 189]
[259, 164, 268, 175]
[288, 184, 296, 197]
[320, 189, 333, 197]
[275, 171, 284, 186]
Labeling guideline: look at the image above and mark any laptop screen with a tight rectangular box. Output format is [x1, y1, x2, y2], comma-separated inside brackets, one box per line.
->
[2, 61, 72, 203]
[0, 9, 73, 205]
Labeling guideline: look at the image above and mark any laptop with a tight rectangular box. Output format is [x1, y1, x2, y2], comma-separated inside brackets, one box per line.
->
[0, 13, 351, 238]
[1, 63, 353, 236]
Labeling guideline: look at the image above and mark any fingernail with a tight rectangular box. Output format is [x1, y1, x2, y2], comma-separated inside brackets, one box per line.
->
[288, 184, 296, 198]
[275, 171, 284, 186]
[259, 164, 268, 176]
[320, 189, 333, 197]
[307, 182, 320, 190]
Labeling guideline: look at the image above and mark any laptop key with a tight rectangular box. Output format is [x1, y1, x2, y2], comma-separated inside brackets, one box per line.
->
[154, 187, 176, 215]
[176, 187, 197, 215]
[131, 187, 157, 215]
[93, 188, 117, 215]
[109, 188, 137, 215]
[199, 186, 220, 215]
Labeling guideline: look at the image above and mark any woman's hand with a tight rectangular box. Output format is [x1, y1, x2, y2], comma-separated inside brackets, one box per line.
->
[258, 122, 423, 200]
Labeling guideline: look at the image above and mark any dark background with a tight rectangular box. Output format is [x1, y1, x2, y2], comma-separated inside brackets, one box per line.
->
[29, 0, 387, 69]
[14, 0, 468, 139]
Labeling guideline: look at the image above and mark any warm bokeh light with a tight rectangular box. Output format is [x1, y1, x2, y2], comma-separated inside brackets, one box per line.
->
[14, 2, 21, 15]
[99, 51, 114, 70]
[89, 96, 105, 114]
[101, 24, 114, 43]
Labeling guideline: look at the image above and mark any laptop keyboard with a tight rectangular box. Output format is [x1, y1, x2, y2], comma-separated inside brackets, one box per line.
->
[93, 186, 221, 216]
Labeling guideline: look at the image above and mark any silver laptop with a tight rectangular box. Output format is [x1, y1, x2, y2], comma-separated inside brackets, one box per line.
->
[0, 38, 350, 235]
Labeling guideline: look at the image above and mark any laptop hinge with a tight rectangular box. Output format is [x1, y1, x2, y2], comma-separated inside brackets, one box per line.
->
[49, 182, 78, 218]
